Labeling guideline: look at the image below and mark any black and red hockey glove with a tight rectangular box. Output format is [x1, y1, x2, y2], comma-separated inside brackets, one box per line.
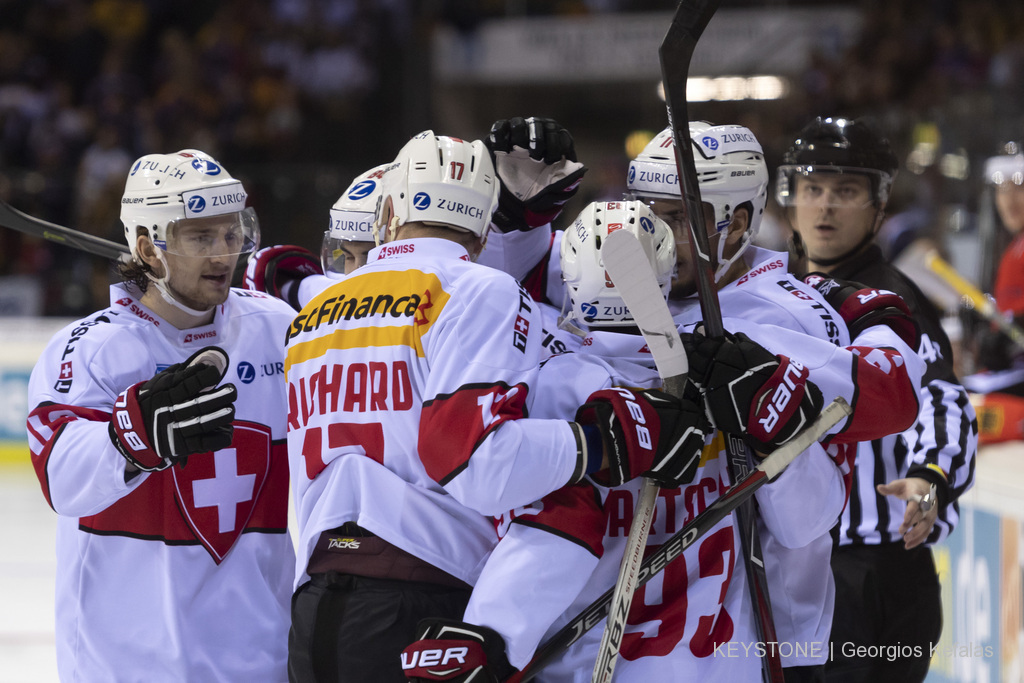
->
[803, 274, 919, 348]
[109, 347, 236, 472]
[575, 385, 708, 488]
[401, 618, 516, 683]
[244, 244, 323, 310]
[485, 116, 587, 232]
[682, 331, 824, 455]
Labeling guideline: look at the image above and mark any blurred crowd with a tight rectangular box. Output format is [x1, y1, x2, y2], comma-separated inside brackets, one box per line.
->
[0, 0, 409, 315]
[1, 0, 1023, 316]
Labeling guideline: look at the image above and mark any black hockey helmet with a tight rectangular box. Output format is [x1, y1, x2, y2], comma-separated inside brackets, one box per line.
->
[775, 116, 898, 208]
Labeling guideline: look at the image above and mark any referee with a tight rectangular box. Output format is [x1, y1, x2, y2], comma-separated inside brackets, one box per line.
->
[776, 116, 978, 683]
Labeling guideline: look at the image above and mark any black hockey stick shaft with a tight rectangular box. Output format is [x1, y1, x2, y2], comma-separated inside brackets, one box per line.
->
[0, 197, 129, 260]
[660, 2, 784, 681]
[508, 398, 852, 683]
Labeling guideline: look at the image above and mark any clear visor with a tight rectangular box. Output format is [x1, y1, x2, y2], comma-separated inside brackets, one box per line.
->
[161, 207, 259, 257]
[321, 231, 375, 276]
[322, 231, 344, 275]
[777, 166, 885, 209]
[630, 194, 716, 243]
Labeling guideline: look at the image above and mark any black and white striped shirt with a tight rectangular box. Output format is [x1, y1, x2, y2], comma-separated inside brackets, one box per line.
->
[829, 245, 977, 547]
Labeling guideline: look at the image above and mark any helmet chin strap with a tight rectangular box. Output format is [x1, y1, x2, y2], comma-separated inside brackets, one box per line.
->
[145, 252, 215, 317]
[373, 215, 401, 247]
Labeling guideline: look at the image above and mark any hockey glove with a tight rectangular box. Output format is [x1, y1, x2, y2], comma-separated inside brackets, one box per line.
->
[682, 331, 824, 454]
[243, 245, 323, 310]
[485, 116, 587, 232]
[803, 274, 919, 348]
[575, 386, 708, 488]
[401, 618, 516, 683]
[109, 347, 236, 472]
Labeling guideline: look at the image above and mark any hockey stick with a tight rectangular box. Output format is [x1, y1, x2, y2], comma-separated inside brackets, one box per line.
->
[893, 241, 1024, 353]
[660, 2, 784, 680]
[589, 230, 688, 683]
[924, 248, 1024, 352]
[0, 197, 129, 260]
[508, 397, 852, 683]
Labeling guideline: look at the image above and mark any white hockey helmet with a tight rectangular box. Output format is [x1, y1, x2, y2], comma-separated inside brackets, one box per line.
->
[626, 127, 679, 201]
[627, 123, 769, 282]
[560, 200, 675, 328]
[121, 149, 259, 261]
[985, 142, 1024, 187]
[374, 131, 500, 239]
[323, 164, 386, 274]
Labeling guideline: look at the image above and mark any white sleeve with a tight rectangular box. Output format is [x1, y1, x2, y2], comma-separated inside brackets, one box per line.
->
[27, 324, 153, 516]
[417, 273, 584, 516]
[297, 273, 340, 309]
[754, 443, 845, 548]
[465, 523, 598, 669]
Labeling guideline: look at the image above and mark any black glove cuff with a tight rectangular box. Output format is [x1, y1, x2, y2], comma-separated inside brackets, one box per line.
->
[906, 464, 952, 509]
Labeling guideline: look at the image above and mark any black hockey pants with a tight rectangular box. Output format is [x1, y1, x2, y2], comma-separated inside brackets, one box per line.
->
[826, 543, 942, 683]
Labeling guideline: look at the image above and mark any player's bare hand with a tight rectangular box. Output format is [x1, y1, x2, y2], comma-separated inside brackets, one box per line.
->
[876, 477, 937, 549]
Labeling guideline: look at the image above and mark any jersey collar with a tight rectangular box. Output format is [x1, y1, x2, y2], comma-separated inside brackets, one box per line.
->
[367, 237, 472, 265]
[109, 282, 228, 347]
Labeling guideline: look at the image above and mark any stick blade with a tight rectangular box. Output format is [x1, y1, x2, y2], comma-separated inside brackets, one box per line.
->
[601, 229, 688, 380]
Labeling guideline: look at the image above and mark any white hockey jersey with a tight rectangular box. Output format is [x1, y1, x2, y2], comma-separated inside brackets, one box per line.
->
[301, 249, 579, 360]
[465, 330, 846, 681]
[670, 247, 925, 667]
[26, 283, 295, 682]
[297, 272, 339, 309]
[284, 237, 586, 588]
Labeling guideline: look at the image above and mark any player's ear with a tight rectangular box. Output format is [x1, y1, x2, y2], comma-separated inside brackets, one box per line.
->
[380, 197, 397, 243]
[724, 206, 750, 251]
[136, 230, 166, 276]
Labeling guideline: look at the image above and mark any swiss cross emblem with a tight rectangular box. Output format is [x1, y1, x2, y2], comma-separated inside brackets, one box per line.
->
[59, 362, 73, 380]
[415, 289, 434, 326]
[171, 423, 271, 563]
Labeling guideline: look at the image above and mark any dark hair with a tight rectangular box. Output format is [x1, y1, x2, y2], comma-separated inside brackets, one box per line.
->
[116, 259, 153, 292]
[118, 226, 153, 292]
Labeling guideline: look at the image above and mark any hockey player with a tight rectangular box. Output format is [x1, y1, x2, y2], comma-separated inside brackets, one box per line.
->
[283, 132, 707, 682]
[26, 150, 296, 681]
[777, 116, 978, 682]
[244, 164, 386, 311]
[399, 200, 831, 683]
[400, 194, 921, 682]
[625, 121, 929, 682]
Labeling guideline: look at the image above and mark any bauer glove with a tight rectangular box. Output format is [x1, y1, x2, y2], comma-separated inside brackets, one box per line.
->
[109, 347, 236, 472]
[485, 116, 587, 232]
[803, 273, 919, 347]
[244, 244, 323, 310]
[575, 386, 708, 488]
[401, 618, 516, 683]
[683, 331, 824, 454]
